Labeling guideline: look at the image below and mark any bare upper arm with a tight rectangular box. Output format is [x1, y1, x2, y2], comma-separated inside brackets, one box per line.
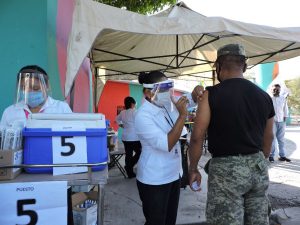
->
[191, 91, 211, 141]
[264, 116, 274, 136]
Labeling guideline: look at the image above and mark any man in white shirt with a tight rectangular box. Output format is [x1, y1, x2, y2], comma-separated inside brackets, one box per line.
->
[1, 65, 72, 127]
[269, 84, 291, 162]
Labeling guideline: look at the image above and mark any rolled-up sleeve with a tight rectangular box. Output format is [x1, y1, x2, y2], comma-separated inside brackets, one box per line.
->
[135, 112, 169, 152]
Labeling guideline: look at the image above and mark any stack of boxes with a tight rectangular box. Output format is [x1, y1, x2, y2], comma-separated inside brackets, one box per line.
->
[0, 125, 23, 180]
[72, 191, 98, 225]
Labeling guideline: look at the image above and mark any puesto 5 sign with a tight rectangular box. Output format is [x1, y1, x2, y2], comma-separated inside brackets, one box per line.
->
[0, 181, 67, 225]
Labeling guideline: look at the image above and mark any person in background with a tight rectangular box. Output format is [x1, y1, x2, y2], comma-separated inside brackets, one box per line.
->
[135, 71, 203, 225]
[0, 65, 73, 225]
[1, 65, 72, 127]
[269, 84, 291, 162]
[116, 96, 141, 178]
[189, 44, 274, 225]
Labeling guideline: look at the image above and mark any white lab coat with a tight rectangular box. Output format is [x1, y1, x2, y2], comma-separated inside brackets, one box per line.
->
[0, 97, 72, 127]
[135, 100, 184, 185]
[116, 108, 139, 141]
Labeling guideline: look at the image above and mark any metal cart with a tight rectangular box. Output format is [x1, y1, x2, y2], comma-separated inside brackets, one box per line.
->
[0, 162, 108, 225]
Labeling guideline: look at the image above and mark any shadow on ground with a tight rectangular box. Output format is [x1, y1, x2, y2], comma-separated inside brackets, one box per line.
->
[271, 159, 300, 174]
[285, 138, 297, 156]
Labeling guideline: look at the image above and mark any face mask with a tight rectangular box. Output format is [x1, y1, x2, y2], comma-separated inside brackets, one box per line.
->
[27, 91, 45, 108]
[153, 92, 172, 110]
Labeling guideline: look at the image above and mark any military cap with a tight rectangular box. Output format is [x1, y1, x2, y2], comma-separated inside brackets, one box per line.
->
[217, 44, 246, 58]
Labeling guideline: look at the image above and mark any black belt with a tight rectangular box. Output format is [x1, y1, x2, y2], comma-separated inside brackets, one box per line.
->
[212, 151, 259, 158]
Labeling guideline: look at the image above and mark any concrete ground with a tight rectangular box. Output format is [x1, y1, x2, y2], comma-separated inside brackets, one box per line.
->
[103, 126, 300, 225]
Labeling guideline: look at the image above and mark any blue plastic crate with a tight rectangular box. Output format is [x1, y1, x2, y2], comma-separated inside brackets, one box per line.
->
[23, 128, 108, 173]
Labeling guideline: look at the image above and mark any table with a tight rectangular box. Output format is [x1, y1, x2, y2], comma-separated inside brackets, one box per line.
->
[0, 164, 108, 225]
[109, 149, 126, 178]
[108, 143, 127, 178]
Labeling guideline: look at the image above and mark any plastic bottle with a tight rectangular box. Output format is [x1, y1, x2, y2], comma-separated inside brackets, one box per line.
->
[191, 181, 201, 191]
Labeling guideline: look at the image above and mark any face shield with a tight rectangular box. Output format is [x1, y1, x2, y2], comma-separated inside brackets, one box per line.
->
[15, 72, 50, 108]
[143, 80, 174, 111]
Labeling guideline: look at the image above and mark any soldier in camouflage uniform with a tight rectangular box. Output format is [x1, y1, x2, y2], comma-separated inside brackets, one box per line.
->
[188, 44, 275, 225]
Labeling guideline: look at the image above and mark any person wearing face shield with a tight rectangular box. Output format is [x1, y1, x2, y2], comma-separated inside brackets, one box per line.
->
[0, 65, 72, 127]
[269, 84, 291, 162]
[0, 65, 73, 224]
[188, 44, 275, 225]
[134, 71, 204, 225]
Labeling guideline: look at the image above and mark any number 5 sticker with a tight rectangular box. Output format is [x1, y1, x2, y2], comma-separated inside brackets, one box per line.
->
[52, 126, 88, 176]
[60, 136, 75, 156]
[0, 181, 67, 225]
[17, 199, 38, 225]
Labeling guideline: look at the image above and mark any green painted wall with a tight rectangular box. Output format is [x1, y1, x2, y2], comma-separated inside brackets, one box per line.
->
[117, 83, 143, 141]
[256, 63, 274, 91]
[0, 0, 63, 116]
[47, 0, 63, 101]
[129, 83, 144, 109]
[0, 1, 47, 115]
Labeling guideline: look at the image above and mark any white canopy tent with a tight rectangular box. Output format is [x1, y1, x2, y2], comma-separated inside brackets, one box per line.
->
[66, 0, 300, 97]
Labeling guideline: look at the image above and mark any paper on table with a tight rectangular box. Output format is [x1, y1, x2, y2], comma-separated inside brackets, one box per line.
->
[0, 181, 67, 225]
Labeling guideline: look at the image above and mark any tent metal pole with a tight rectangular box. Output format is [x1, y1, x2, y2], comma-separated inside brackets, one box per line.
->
[169, 74, 213, 79]
[89, 51, 97, 113]
[178, 35, 204, 67]
[179, 36, 218, 55]
[94, 54, 211, 64]
[171, 61, 212, 69]
[69, 81, 75, 111]
[163, 55, 177, 72]
[176, 35, 179, 67]
[183, 56, 211, 62]
[248, 43, 298, 67]
[93, 54, 210, 64]
[172, 70, 214, 77]
[97, 74, 139, 77]
[96, 67, 139, 76]
[163, 57, 212, 73]
[89, 66, 94, 113]
[93, 48, 177, 69]
[93, 53, 176, 63]
[94, 67, 98, 113]
[98, 63, 212, 76]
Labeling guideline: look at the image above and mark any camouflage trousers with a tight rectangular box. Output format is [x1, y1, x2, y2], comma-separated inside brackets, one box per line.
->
[206, 151, 269, 225]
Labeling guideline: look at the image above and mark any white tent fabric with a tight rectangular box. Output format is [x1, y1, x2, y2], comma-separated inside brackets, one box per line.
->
[66, 0, 300, 96]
